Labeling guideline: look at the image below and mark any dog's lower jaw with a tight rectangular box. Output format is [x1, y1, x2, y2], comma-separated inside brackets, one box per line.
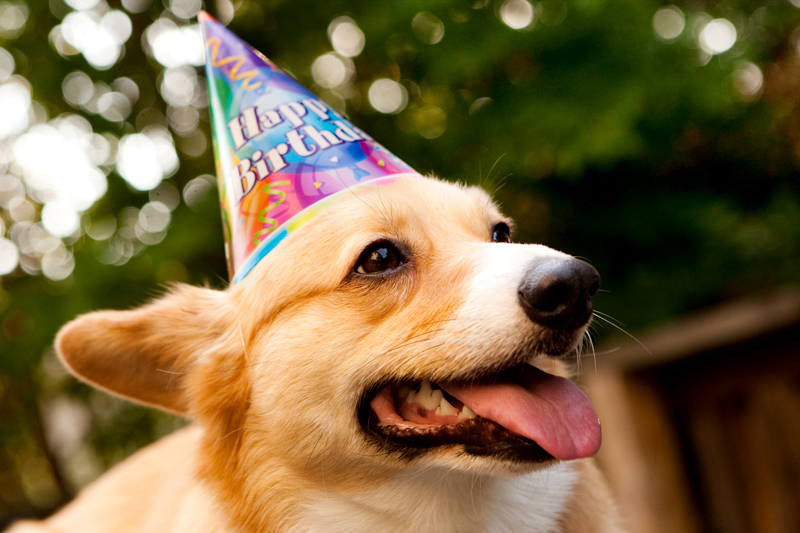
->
[291, 462, 579, 533]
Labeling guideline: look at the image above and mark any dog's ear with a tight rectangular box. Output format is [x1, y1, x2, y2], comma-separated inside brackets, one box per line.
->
[55, 284, 234, 415]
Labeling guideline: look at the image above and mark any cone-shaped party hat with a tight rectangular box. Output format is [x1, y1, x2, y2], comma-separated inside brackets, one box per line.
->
[198, 12, 420, 283]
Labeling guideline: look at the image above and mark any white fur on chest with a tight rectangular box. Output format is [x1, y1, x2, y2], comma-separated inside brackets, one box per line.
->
[293, 461, 578, 533]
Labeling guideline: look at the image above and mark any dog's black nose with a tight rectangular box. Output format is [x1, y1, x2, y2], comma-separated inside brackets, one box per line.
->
[518, 258, 600, 330]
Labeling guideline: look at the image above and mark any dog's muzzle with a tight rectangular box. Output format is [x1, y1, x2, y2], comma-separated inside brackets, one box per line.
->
[360, 256, 603, 463]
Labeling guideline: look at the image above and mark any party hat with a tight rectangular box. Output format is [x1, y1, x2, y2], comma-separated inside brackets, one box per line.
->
[198, 12, 420, 283]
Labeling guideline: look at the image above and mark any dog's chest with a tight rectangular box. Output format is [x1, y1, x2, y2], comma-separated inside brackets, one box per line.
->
[291, 462, 577, 533]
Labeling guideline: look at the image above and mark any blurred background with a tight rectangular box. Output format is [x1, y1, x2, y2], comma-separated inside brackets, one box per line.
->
[0, 0, 799, 531]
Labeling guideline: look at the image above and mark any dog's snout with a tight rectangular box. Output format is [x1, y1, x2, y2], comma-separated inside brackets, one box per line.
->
[517, 258, 600, 330]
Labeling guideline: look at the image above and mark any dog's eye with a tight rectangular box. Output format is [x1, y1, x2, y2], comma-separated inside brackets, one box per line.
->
[492, 223, 511, 243]
[356, 242, 403, 274]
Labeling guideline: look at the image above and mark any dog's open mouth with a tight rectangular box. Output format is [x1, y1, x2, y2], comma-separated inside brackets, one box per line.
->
[362, 363, 601, 463]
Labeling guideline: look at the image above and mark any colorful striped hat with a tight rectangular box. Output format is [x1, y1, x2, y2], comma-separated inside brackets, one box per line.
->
[198, 12, 420, 283]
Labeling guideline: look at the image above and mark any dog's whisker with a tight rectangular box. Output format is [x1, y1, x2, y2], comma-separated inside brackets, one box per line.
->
[574, 336, 583, 378]
[220, 425, 249, 441]
[488, 174, 511, 198]
[383, 341, 449, 363]
[469, 471, 478, 513]
[591, 346, 622, 357]
[592, 312, 653, 357]
[592, 309, 627, 329]
[485, 154, 506, 187]
[155, 368, 187, 375]
[305, 434, 325, 475]
[585, 331, 598, 378]
[380, 328, 449, 354]
[329, 160, 382, 218]
[369, 319, 478, 372]
[374, 184, 394, 229]
[478, 473, 485, 514]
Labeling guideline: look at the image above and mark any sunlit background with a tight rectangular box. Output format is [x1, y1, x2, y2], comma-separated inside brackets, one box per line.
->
[0, 0, 780, 279]
[2, 0, 800, 530]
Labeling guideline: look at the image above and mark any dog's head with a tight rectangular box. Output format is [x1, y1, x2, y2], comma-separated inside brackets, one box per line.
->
[56, 176, 600, 500]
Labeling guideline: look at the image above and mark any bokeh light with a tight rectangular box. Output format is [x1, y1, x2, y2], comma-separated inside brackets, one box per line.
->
[167, 105, 200, 134]
[311, 53, 352, 89]
[174, 129, 207, 158]
[0, 77, 31, 139]
[145, 19, 204, 68]
[469, 97, 492, 114]
[97, 92, 132, 122]
[0, 104, 125, 280]
[168, 0, 201, 20]
[13, 116, 109, 211]
[120, 0, 151, 14]
[61, 73, 138, 125]
[41, 201, 80, 238]
[0, 0, 28, 40]
[412, 12, 444, 45]
[8, 196, 34, 222]
[653, 6, 685, 40]
[733, 61, 763, 99]
[85, 215, 115, 241]
[138, 201, 171, 233]
[415, 105, 447, 139]
[499, 0, 535, 30]
[159, 66, 202, 107]
[41, 243, 76, 280]
[699, 18, 737, 55]
[183, 174, 216, 210]
[0, 47, 14, 82]
[65, 0, 99, 10]
[62, 71, 94, 107]
[328, 16, 365, 57]
[0, 237, 19, 275]
[113, 77, 139, 103]
[58, 9, 132, 70]
[149, 181, 180, 211]
[368, 79, 408, 114]
[116, 127, 179, 191]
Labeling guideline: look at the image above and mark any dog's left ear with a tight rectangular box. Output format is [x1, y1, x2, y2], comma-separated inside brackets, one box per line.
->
[55, 284, 234, 415]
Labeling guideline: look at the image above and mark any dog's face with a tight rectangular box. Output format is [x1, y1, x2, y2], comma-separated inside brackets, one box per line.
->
[56, 176, 600, 509]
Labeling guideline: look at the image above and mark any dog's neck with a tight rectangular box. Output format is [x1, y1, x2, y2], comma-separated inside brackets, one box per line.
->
[289, 462, 578, 533]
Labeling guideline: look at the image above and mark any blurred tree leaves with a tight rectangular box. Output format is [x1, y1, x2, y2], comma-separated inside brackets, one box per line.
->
[1, 0, 800, 524]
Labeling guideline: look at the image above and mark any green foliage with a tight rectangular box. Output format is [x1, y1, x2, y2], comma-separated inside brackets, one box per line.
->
[1, 0, 799, 524]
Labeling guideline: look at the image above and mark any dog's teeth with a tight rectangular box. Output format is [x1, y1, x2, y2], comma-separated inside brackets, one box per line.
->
[458, 405, 477, 420]
[412, 380, 444, 410]
[419, 380, 433, 397]
[435, 397, 460, 417]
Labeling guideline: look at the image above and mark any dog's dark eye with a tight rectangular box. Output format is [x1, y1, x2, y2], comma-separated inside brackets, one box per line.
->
[356, 241, 402, 274]
[492, 223, 511, 243]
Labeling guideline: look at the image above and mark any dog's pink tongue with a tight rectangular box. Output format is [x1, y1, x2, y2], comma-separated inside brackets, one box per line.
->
[442, 365, 601, 461]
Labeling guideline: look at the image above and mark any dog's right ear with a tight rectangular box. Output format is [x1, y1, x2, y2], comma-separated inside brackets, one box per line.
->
[55, 284, 234, 415]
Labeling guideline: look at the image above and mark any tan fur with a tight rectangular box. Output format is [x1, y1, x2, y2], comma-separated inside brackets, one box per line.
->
[9, 177, 624, 533]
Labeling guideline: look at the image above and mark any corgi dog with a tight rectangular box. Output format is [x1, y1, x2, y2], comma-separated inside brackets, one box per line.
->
[9, 177, 623, 533]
